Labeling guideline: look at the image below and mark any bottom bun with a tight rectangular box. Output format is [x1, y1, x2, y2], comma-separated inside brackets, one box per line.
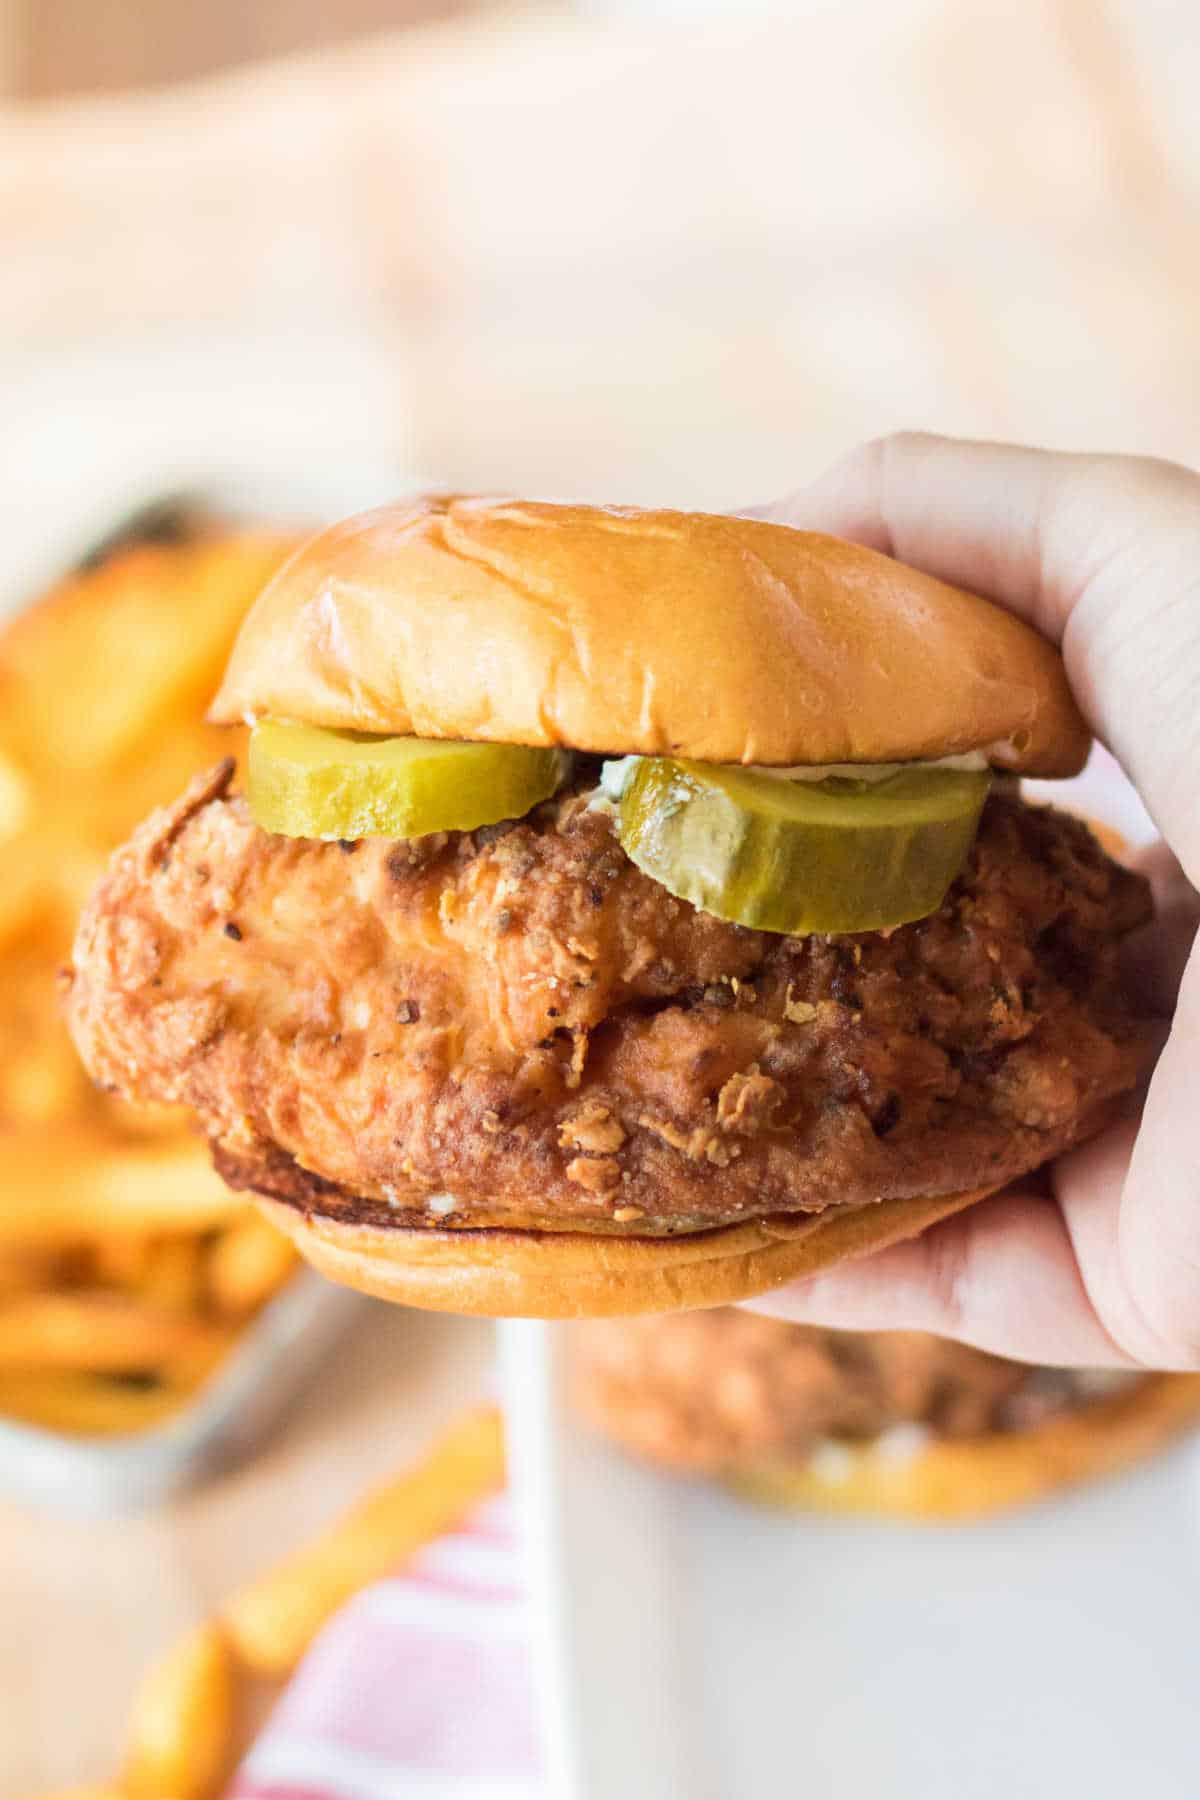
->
[730, 1374, 1200, 1521]
[257, 1182, 998, 1319]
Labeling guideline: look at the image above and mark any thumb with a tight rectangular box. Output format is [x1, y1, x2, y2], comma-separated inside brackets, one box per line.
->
[763, 434, 1200, 889]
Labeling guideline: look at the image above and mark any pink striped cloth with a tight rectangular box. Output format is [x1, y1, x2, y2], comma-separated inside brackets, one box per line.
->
[229, 1494, 544, 1800]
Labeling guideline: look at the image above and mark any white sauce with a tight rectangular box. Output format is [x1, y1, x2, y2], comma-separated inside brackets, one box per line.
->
[744, 751, 988, 783]
[588, 749, 989, 815]
[807, 1439, 855, 1485]
[871, 1422, 933, 1467]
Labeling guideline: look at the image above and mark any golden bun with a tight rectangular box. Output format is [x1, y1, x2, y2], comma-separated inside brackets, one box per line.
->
[257, 1182, 997, 1319]
[211, 496, 1090, 777]
[731, 1374, 1200, 1521]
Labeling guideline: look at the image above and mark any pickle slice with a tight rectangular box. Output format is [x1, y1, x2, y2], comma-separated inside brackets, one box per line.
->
[248, 720, 565, 840]
[618, 759, 991, 935]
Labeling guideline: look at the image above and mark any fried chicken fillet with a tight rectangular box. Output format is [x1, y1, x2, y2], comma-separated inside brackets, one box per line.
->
[68, 763, 1151, 1239]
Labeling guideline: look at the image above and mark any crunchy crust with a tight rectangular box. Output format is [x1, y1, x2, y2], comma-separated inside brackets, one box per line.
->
[68, 773, 1153, 1240]
[731, 1375, 1200, 1520]
[210, 496, 1091, 776]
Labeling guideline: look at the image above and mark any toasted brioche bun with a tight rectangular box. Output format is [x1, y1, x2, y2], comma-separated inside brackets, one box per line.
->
[731, 1374, 1200, 1521]
[257, 1181, 997, 1319]
[211, 496, 1090, 776]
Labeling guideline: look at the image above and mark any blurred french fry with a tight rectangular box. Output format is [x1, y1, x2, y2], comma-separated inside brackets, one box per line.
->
[37, 844, 109, 929]
[82, 1144, 243, 1235]
[0, 934, 86, 1126]
[99, 1094, 199, 1140]
[1, 1045, 87, 1128]
[0, 854, 53, 953]
[0, 1371, 190, 1437]
[0, 1292, 233, 1375]
[87, 1234, 153, 1289]
[0, 747, 31, 843]
[100, 722, 247, 844]
[139, 1236, 206, 1314]
[0, 1250, 62, 1293]
[223, 1405, 506, 1677]
[123, 1622, 235, 1800]
[207, 1211, 298, 1317]
[0, 1139, 241, 1249]
[1, 538, 288, 780]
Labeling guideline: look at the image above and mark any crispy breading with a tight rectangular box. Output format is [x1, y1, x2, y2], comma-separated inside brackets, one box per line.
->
[68, 773, 1152, 1236]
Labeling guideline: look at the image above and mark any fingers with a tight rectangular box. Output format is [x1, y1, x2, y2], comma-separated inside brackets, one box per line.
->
[764, 433, 1200, 886]
[1064, 947, 1200, 1369]
[763, 435, 1088, 644]
[749, 1183, 1137, 1369]
[1120, 841, 1200, 1017]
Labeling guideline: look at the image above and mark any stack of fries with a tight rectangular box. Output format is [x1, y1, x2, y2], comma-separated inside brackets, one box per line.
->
[0, 518, 301, 1437]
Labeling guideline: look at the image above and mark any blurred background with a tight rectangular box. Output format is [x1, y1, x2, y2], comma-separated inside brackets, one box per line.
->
[3, 1, 1200, 1792]
[4, 0, 1200, 597]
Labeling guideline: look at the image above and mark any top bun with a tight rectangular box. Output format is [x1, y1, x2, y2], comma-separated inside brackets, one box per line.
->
[211, 496, 1090, 776]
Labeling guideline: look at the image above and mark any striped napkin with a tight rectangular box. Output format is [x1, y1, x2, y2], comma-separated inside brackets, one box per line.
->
[230, 1495, 544, 1800]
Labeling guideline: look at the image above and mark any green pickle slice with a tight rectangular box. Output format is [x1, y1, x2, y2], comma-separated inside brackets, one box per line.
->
[618, 759, 991, 935]
[248, 719, 565, 840]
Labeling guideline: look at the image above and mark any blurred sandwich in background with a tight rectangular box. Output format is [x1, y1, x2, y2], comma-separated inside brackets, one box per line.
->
[574, 1308, 1200, 1520]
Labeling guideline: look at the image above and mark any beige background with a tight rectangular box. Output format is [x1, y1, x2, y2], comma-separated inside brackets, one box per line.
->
[3, 3, 1199, 516]
[2, 1, 1199, 1788]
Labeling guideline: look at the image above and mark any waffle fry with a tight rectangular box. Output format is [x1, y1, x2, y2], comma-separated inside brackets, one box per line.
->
[206, 1211, 299, 1317]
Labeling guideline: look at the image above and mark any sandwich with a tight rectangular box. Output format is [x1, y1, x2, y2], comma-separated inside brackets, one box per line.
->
[67, 497, 1154, 1316]
[573, 1309, 1200, 1518]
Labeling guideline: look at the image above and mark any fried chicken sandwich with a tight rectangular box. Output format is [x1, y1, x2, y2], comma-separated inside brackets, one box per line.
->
[67, 498, 1154, 1316]
[574, 1310, 1200, 1518]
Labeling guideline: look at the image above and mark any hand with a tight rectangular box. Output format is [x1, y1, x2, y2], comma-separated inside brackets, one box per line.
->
[751, 434, 1200, 1370]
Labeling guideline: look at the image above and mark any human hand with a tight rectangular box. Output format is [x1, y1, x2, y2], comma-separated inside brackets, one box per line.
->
[751, 434, 1200, 1370]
